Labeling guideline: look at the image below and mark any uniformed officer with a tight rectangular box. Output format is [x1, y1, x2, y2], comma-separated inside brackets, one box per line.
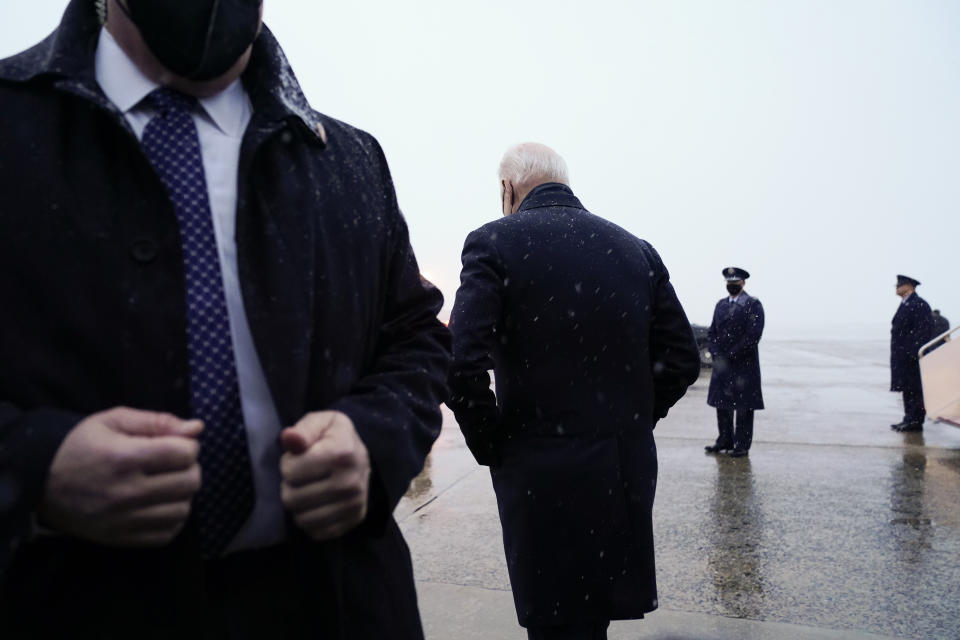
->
[704, 267, 765, 457]
[890, 275, 934, 432]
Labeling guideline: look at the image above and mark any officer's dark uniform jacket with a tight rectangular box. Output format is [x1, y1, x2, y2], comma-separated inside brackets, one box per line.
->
[448, 183, 700, 627]
[707, 293, 765, 410]
[891, 294, 933, 392]
[0, 2, 451, 638]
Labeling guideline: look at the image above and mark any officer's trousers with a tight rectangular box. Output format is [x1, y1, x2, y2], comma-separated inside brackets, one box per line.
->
[717, 408, 754, 451]
[902, 388, 926, 424]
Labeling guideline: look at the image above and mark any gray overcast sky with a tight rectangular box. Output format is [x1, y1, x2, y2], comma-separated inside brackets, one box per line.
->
[4, 1, 958, 338]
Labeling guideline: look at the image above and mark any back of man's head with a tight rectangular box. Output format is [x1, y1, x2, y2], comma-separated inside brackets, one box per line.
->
[498, 143, 570, 214]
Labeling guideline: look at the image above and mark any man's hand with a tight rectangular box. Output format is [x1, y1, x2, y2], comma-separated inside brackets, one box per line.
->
[39, 407, 202, 547]
[280, 411, 371, 540]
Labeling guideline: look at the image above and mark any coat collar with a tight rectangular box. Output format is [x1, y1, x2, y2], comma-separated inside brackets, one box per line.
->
[898, 293, 925, 311]
[719, 292, 752, 307]
[516, 182, 584, 213]
[0, 0, 326, 147]
[241, 24, 327, 146]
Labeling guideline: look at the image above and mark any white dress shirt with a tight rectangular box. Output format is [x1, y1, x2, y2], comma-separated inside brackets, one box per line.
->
[95, 28, 285, 552]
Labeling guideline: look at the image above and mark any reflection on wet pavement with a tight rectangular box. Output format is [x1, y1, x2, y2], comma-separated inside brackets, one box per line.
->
[706, 456, 766, 619]
[889, 450, 931, 562]
[400, 340, 960, 639]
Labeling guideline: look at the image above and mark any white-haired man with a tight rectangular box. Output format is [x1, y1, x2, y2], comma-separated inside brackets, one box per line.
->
[448, 143, 700, 639]
[0, 1, 450, 638]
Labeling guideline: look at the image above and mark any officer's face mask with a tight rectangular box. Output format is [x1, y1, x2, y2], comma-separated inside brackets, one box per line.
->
[120, 0, 263, 81]
[726, 283, 743, 296]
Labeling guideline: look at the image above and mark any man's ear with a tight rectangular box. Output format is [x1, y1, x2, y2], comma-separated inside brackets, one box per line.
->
[501, 180, 513, 216]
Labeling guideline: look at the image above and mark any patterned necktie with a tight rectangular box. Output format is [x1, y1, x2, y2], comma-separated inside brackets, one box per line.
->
[141, 88, 254, 558]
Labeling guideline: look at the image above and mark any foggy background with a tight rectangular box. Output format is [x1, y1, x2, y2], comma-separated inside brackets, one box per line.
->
[4, 0, 957, 339]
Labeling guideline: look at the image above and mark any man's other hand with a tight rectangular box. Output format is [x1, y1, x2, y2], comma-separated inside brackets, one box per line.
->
[280, 411, 371, 540]
[39, 407, 203, 546]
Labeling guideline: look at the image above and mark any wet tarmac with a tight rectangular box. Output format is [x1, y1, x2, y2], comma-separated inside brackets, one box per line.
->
[398, 339, 960, 639]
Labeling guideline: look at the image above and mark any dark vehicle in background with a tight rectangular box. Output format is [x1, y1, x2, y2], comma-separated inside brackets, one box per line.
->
[692, 324, 711, 368]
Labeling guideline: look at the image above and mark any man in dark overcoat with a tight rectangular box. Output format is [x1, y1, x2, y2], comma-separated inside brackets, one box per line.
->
[448, 143, 700, 640]
[704, 267, 764, 457]
[0, 1, 450, 638]
[890, 275, 934, 431]
[929, 309, 951, 352]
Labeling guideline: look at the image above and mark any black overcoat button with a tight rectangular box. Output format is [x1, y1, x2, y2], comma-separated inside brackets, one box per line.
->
[130, 238, 158, 263]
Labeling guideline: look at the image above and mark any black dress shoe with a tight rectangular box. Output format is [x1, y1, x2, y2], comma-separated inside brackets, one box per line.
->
[704, 444, 730, 453]
[890, 421, 906, 430]
[895, 422, 923, 432]
[728, 449, 748, 457]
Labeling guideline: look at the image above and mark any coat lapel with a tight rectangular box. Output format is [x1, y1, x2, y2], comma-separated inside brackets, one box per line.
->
[229, 28, 329, 427]
[235, 115, 318, 427]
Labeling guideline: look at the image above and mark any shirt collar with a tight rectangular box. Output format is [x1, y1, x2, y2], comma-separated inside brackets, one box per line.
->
[94, 28, 155, 115]
[94, 28, 248, 137]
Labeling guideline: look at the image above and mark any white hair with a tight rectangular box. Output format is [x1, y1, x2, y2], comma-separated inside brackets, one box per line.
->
[498, 142, 570, 188]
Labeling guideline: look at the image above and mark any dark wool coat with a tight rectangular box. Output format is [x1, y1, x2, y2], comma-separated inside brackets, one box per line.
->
[707, 293, 765, 410]
[932, 314, 950, 337]
[447, 183, 700, 627]
[0, 2, 450, 638]
[929, 313, 950, 352]
[891, 294, 933, 391]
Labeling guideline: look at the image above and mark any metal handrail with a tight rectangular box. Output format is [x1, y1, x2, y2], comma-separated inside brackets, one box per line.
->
[919, 324, 960, 358]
